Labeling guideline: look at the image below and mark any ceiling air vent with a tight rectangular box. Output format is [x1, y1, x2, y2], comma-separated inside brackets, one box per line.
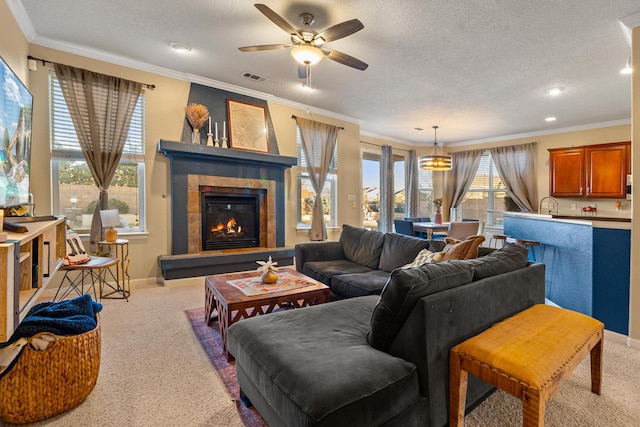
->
[242, 72, 266, 82]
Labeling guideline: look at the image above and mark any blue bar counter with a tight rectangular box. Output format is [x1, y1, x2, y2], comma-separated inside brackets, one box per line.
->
[503, 212, 631, 335]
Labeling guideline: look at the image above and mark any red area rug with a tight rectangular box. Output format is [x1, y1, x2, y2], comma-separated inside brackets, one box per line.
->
[185, 307, 267, 427]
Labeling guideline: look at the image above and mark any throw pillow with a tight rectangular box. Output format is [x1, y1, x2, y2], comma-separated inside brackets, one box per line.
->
[367, 260, 473, 351]
[339, 224, 385, 269]
[401, 248, 443, 268]
[440, 235, 486, 260]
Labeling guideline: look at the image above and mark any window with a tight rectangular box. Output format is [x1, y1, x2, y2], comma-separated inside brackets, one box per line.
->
[50, 75, 146, 233]
[418, 169, 434, 219]
[362, 150, 410, 231]
[459, 152, 507, 226]
[297, 127, 338, 228]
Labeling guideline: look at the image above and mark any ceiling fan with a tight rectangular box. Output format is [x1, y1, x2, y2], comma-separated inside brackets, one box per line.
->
[238, 3, 368, 78]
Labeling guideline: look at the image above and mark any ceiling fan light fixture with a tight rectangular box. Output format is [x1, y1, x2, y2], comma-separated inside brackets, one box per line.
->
[419, 126, 452, 171]
[291, 45, 324, 65]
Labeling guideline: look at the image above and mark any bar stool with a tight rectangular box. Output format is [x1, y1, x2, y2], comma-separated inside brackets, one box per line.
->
[517, 239, 540, 261]
[489, 234, 508, 248]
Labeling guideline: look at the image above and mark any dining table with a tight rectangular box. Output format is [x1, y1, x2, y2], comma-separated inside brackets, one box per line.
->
[412, 221, 449, 240]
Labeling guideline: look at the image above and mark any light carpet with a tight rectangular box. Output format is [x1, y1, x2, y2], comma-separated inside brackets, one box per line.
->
[8, 280, 243, 427]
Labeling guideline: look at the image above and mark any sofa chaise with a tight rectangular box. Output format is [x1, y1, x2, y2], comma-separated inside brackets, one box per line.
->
[228, 243, 545, 427]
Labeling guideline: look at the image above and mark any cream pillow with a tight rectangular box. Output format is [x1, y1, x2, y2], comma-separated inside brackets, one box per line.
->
[401, 249, 443, 268]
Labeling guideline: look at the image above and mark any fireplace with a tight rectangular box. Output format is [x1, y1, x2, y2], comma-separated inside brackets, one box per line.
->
[201, 191, 261, 251]
[158, 140, 297, 280]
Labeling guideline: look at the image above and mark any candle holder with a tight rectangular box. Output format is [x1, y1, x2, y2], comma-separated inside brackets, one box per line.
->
[206, 132, 214, 146]
[221, 137, 228, 148]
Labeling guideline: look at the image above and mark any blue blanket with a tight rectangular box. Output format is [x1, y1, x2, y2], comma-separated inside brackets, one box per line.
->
[3, 294, 102, 345]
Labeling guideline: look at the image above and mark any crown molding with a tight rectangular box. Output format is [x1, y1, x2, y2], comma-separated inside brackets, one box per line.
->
[6, 0, 36, 40]
[448, 118, 631, 147]
[620, 11, 640, 29]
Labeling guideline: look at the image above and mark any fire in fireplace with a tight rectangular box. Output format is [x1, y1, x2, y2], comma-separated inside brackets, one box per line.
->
[202, 192, 260, 251]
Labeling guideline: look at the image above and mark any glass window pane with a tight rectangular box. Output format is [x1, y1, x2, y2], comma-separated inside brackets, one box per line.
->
[362, 157, 380, 231]
[394, 159, 405, 220]
[299, 176, 334, 226]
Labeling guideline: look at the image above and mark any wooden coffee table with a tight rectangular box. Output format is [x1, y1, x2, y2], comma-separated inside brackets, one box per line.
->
[204, 267, 330, 361]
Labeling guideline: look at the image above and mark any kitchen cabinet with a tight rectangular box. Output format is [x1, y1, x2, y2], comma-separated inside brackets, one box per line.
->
[549, 141, 630, 198]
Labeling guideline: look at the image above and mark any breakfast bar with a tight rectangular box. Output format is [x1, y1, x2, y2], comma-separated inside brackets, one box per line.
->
[503, 212, 630, 335]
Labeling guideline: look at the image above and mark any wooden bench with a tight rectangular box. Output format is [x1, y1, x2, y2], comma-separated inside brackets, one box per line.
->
[449, 304, 604, 427]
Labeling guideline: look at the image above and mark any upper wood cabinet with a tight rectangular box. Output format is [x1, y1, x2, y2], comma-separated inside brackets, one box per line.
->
[549, 141, 630, 198]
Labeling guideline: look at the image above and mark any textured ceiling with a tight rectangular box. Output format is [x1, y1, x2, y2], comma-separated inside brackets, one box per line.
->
[9, 0, 640, 146]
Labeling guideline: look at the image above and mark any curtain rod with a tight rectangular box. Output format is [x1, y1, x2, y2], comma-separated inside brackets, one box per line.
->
[360, 140, 413, 152]
[27, 55, 156, 90]
[291, 115, 344, 130]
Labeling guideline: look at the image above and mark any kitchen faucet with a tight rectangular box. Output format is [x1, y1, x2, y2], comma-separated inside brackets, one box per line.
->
[539, 196, 559, 215]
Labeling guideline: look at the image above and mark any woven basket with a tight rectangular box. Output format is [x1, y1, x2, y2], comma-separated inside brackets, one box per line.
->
[0, 318, 101, 424]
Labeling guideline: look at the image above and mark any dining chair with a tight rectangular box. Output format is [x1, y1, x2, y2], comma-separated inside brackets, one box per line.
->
[447, 221, 482, 240]
[393, 219, 415, 236]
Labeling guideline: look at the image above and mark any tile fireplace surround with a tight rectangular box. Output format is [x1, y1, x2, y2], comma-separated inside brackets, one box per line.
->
[158, 140, 297, 280]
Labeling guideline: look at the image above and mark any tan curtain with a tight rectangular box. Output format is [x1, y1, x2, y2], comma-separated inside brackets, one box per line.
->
[296, 117, 339, 241]
[490, 143, 538, 212]
[379, 145, 394, 233]
[54, 64, 141, 253]
[406, 150, 419, 219]
[444, 150, 482, 220]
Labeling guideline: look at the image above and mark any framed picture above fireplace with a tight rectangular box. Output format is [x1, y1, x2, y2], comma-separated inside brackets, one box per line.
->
[227, 99, 269, 153]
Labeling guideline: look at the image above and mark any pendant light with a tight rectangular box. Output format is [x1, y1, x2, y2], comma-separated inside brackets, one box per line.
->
[419, 126, 452, 171]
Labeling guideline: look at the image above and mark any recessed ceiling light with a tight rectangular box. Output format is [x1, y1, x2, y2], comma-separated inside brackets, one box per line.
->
[545, 87, 564, 96]
[169, 42, 192, 53]
[545, 116, 557, 122]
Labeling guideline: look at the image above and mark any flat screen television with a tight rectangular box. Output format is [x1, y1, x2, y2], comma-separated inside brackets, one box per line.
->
[0, 55, 32, 209]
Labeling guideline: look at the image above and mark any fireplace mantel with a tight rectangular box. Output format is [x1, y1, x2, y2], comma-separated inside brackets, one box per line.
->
[158, 140, 297, 279]
[157, 140, 297, 170]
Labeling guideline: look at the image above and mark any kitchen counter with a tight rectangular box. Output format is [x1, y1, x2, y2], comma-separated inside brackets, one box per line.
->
[503, 212, 630, 335]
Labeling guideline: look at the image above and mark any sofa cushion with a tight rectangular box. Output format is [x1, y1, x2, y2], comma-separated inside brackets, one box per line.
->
[331, 270, 393, 298]
[378, 233, 431, 272]
[441, 235, 486, 260]
[303, 260, 374, 286]
[466, 243, 530, 281]
[339, 224, 385, 269]
[228, 296, 423, 426]
[368, 261, 474, 351]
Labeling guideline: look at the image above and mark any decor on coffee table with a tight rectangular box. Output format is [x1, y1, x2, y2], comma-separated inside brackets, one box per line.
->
[227, 99, 269, 153]
[185, 103, 209, 144]
[256, 256, 278, 284]
[204, 267, 329, 361]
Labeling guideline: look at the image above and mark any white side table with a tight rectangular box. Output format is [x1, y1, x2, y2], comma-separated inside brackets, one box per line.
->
[98, 239, 130, 298]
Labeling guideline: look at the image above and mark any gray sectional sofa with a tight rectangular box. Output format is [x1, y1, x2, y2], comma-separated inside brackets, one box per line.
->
[228, 243, 546, 427]
[295, 224, 492, 299]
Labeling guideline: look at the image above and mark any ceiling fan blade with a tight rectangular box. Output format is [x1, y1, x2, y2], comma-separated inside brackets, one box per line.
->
[322, 48, 368, 71]
[315, 19, 364, 43]
[238, 44, 291, 52]
[298, 65, 308, 79]
[255, 4, 300, 36]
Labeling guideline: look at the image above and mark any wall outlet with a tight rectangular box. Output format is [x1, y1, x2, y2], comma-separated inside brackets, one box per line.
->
[570, 203, 577, 211]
